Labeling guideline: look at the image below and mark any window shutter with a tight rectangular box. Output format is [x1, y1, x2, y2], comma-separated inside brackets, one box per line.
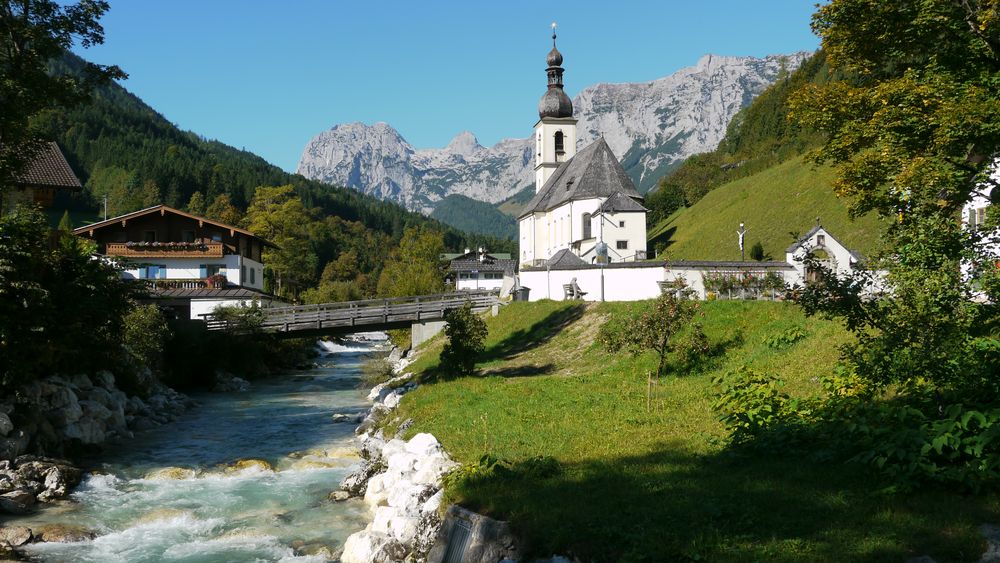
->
[159, 266, 167, 279]
[200, 265, 207, 278]
[138, 266, 148, 279]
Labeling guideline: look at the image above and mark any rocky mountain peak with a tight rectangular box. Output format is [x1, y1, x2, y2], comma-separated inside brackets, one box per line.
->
[297, 52, 811, 214]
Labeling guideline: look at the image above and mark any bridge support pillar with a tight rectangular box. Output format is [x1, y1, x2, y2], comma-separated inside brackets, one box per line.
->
[411, 319, 447, 349]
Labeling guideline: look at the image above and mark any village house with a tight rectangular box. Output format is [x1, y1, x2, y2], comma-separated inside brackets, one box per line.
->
[1, 142, 82, 213]
[73, 205, 277, 320]
[517, 31, 648, 267]
[444, 249, 516, 292]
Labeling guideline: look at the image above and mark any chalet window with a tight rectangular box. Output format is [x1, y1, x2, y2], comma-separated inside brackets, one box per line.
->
[182, 230, 196, 243]
[484, 272, 503, 280]
[554, 131, 564, 155]
[970, 207, 988, 230]
[250, 267, 256, 284]
[619, 220, 625, 228]
[143, 230, 157, 242]
[582, 213, 592, 239]
[616, 240, 628, 250]
[140, 264, 167, 279]
[241, 265, 246, 283]
[816, 234, 826, 246]
[210, 232, 222, 242]
[113, 232, 127, 243]
[201, 264, 225, 278]
[459, 273, 470, 280]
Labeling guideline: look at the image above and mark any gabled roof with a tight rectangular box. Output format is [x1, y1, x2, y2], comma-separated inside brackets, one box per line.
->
[597, 191, 647, 214]
[785, 225, 864, 261]
[73, 205, 277, 248]
[519, 138, 642, 218]
[442, 251, 512, 261]
[15, 142, 81, 190]
[544, 249, 589, 270]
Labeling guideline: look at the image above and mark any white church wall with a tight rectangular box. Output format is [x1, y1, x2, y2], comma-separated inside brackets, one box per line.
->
[786, 227, 858, 280]
[520, 265, 665, 302]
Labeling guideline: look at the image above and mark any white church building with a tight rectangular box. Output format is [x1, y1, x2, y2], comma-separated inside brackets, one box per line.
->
[518, 31, 648, 267]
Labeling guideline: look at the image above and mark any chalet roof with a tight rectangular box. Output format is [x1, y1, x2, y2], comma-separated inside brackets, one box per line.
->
[15, 142, 81, 190]
[519, 138, 642, 218]
[442, 251, 512, 261]
[544, 249, 590, 270]
[153, 287, 273, 300]
[785, 225, 863, 261]
[597, 191, 647, 214]
[73, 205, 277, 248]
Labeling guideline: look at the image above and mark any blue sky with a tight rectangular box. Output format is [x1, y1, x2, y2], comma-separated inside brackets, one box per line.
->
[74, 1, 820, 172]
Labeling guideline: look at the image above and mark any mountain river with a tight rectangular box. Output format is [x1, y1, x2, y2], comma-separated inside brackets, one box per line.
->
[7, 339, 379, 562]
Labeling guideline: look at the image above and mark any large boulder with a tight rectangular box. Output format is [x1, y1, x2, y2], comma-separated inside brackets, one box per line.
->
[340, 531, 406, 563]
[34, 523, 96, 543]
[427, 505, 521, 563]
[0, 490, 36, 514]
[0, 526, 32, 547]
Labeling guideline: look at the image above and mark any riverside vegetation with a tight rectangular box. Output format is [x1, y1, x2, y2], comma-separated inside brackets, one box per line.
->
[383, 299, 999, 561]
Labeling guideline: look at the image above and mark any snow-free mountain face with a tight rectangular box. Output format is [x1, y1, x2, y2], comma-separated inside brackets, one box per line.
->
[297, 52, 810, 214]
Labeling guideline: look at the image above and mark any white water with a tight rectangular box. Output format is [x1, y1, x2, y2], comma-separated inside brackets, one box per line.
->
[10, 344, 381, 562]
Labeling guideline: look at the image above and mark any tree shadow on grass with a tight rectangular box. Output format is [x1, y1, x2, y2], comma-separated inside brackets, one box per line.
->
[448, 442, 992, 562]
[480, 303, 587, 363]
[478, 363, 557, 378]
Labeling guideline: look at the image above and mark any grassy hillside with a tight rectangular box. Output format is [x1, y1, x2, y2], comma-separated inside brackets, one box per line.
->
[430, 194, 516, 239]
[391, 301, 998, 561]
[648, 156, 884, 260]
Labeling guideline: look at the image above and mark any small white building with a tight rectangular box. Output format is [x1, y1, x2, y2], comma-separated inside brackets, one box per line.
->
[74, 205, 278, 320]
[517, 31, 647, 268]
[444, 250, 516, 292]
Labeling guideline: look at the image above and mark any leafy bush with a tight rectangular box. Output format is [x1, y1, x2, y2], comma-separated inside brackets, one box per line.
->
[439, 304, 488, 377]
[711, 366, 798, 445]
[763, 326, 808, 349]
[211, 301, 266, 332]
[122, 304, 171, 371]
[749, 241, 765, 261]
[674, 323, 711, 371]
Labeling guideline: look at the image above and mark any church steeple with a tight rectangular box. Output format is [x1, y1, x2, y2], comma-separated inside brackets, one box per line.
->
[533, 22, 578, 192]
[538, 23, 573, 119]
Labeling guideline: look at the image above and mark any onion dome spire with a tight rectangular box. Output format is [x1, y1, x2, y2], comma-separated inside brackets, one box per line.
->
[538, 22, 573, 119]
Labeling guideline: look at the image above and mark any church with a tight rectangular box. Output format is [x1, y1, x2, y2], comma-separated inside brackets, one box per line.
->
[518, 30, 648, 267]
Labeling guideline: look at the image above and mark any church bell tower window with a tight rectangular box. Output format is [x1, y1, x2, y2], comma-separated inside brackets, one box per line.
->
[554, 131, 565, 158]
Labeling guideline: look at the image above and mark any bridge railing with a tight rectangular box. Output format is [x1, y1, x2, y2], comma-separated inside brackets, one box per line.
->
[203, 289, 500, 333]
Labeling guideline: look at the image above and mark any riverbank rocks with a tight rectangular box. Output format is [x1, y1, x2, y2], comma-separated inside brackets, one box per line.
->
[225, 459, 274, 473]
[425, 505, 522, 563]
[213, 371, 251, 393]
[0, 456, 81, 514]
[340, 433, 459, 563]
[33, 524, 96, 543]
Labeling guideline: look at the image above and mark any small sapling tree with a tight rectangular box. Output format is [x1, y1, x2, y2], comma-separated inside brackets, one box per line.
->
[439, 304, 488, 377]
[599, 293, 703, 381]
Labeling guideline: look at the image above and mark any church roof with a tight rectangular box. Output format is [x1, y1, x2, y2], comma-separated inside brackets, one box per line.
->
[544, 249, 589, 269]
[785, 224, 864, 262]
[598, 191, 647, 213]
[519, 138, 642, 218]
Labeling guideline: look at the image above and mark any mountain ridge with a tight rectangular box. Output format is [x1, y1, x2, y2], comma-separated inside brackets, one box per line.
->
[297, 51, 811, 214]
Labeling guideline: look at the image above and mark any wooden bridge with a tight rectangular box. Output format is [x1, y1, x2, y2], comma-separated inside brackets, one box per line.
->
[203, 290, 501, 342]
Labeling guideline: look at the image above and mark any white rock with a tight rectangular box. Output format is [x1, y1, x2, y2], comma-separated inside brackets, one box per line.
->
[364, 474, 391, 507]
[383, 391, 403, 409]
[340, 530, 404, 563]
[386, 452, 420, 475]
[370, 505, 396, 534]
[412, 456, 459, 487]
[405, 433, 443, 457]
[387, 480, 433, 514]
[421, 489, 444, 515]
[388, 515, 421, 542]
[380, 439, 407, 460]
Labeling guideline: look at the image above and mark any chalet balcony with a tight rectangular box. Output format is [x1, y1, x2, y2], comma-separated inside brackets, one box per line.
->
[106, 241, 225, 259]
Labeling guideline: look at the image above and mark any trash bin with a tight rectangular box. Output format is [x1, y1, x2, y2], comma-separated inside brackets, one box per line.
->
[513, 287, 530, 302]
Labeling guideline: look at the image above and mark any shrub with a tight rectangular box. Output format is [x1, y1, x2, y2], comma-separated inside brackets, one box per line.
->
[439, 304, 488, 377]
[763, 326, 807, 349]
[599, 293, 702, 379]
[122, 304, 171, 371]
[711, 366, 798, 445]
[749, 241, 765, 261]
